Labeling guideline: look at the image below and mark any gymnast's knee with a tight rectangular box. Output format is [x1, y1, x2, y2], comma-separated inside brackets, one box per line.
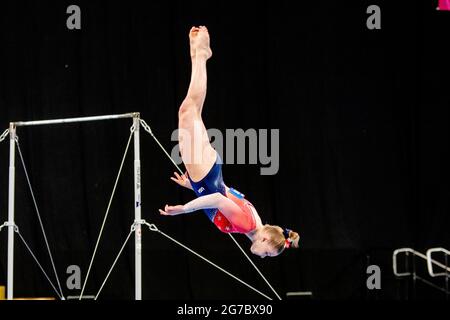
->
[178, 99, 200, 122]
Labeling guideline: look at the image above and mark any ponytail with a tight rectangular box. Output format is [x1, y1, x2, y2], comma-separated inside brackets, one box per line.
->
[263, 225, 300, 255]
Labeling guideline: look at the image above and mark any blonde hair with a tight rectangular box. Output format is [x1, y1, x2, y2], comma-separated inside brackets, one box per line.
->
[263, 225, 300, 254]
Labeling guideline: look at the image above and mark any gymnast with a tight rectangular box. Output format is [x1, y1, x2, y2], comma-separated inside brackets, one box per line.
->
[159, 26, 299, 258]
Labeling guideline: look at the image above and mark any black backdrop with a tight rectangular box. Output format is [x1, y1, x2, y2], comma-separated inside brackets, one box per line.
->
[0, 0, 449, 300]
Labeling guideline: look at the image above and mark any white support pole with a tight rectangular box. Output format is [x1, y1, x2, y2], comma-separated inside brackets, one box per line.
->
[133, 114, 142, 300]
[7, 123, 16, 300]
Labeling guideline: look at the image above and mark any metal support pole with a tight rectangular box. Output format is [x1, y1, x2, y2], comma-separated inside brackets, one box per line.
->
[7, 123, 16, 300]
[133, 114, 142, 300]
[412, 254, 416, 299]
[445, 254, 449, 300]
[405, 251, 409, 300]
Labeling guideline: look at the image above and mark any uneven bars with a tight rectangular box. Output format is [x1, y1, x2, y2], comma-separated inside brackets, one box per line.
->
[5, 112, 141, 300]
[12, 112, 139, 127]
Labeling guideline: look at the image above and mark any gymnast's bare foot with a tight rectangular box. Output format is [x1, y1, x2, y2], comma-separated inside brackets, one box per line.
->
[189, 25, 212, 61]
[189, 26, 200, 59]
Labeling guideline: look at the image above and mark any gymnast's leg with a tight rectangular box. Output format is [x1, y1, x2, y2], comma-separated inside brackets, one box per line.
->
[178, 26, 216, 182]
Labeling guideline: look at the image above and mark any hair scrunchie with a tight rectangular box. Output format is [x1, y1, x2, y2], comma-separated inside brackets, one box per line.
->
[283, 228, 292, 248]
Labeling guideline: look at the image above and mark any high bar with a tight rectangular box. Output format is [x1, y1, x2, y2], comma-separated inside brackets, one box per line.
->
[12, 112, 140, 127]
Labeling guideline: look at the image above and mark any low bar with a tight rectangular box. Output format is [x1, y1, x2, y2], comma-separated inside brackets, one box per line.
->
[286, 292, 313, 297]
[13, 113, 139, 127]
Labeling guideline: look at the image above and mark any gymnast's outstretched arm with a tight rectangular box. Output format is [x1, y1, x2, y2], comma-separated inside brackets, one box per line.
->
[159, 194, 255, 231]
[159, 193, 250, 226]
[159, 193, 235, 215]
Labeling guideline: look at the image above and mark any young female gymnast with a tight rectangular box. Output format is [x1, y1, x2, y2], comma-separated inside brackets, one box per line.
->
[159, 26, 299, 258]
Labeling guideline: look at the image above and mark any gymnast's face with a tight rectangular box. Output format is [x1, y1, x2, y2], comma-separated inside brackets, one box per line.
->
[250, 231, 279, 258]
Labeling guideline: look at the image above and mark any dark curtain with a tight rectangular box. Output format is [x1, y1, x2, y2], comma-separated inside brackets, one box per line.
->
[0, 0, 449, 300]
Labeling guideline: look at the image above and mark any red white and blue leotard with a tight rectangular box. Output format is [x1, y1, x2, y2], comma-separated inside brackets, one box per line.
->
[188, 153, 257, 234]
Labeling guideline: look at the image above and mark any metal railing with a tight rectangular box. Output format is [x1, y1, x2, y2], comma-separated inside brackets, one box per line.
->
[426, 248, 450, 277]
[393, 247, 449, 297]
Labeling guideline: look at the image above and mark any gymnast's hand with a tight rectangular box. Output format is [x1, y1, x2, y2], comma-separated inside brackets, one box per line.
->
[159, 204, 185, 216]
[170, 171, 193, 190]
